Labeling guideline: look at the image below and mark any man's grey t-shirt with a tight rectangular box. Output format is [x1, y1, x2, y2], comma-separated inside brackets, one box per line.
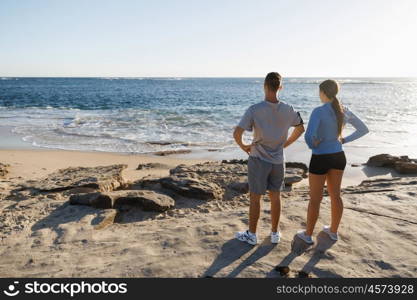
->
[237, 100, 303, 165]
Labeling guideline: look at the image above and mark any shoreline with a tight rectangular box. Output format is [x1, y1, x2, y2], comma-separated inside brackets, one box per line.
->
[0, 148, 397, 188]
[0, 126, 398, 187]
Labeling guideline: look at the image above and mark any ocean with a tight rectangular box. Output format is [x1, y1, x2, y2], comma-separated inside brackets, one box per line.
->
[1, 77, 417, 164]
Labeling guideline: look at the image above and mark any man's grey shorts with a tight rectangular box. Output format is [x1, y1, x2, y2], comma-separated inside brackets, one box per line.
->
[248, 156, 285, 195]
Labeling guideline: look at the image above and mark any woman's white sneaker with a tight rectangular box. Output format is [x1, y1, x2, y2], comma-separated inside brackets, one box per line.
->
[235, 230, 257, 245]
[296, 230, 314, 244]
[271, 231, 281, 244]
[323, 225, 338, 241]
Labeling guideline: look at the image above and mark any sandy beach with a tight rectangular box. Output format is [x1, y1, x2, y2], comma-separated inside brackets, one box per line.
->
[1, 149, 416, 278]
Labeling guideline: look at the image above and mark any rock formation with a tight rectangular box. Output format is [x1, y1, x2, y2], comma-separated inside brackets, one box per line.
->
[367, 154, 417, 174]
[23, 164, 128, 192]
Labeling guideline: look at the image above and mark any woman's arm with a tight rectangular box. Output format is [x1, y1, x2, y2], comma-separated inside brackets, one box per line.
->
[342, 108, 369, 144]
[304, 108, 321, 149]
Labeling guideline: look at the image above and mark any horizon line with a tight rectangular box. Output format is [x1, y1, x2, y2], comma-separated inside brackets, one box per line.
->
[1, 76, 417, 79]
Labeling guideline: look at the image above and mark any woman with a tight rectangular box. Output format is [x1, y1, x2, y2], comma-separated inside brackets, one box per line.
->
[297, 79, 369, 244]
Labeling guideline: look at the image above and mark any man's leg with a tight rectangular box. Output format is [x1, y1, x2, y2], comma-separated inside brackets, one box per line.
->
[269, 191, 281, 233]
[247, 157, 268, 234]
[249, 192, 262, 233]
[267, 163, 284, 234]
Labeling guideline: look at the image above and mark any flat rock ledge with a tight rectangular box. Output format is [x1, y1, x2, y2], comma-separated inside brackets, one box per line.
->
[23, 164, 128, 192]
[367, 154, 417, 174]
[70, 190, 175, 212]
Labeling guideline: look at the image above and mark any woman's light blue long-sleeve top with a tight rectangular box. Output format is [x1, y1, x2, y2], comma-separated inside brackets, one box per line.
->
[304, 102, 369, 154]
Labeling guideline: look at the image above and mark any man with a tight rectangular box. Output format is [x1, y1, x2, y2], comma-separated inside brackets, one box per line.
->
[233, 72, 305, 245]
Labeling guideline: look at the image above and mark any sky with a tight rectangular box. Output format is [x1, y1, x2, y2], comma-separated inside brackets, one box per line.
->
[1, 0, 417, 77]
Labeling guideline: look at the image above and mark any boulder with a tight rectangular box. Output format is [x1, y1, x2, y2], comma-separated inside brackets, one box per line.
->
[394, 161, 417, 174]
[158, 175, 220, 200]
[366, 154, 411, 168]
[24, 164, 128, 192]
[366, 154, 417, 175]
[70, 190, 175, 212]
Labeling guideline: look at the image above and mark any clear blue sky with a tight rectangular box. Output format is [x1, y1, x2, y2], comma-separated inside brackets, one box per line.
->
[1, 0, 416, 77]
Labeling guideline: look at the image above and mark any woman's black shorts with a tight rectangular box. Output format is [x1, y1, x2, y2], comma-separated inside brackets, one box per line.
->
[309, 151, 347, 175]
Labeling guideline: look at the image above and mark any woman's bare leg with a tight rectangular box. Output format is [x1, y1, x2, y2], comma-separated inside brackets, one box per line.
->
[306, 173, 327, 236]
[326, 169, 344, 233]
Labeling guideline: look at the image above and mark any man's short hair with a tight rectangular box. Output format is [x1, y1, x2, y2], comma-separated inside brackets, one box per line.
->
[264, 72, 282, 92]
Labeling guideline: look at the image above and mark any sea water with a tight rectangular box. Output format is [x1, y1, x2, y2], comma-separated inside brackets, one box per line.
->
[1, 77, 417, 164]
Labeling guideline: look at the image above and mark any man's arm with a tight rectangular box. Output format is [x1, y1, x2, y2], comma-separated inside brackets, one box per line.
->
[233, 126, 251, 154]
[284, 124, 305, 148]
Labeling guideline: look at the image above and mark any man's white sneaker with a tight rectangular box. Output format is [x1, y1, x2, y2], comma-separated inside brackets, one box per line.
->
[271, 231, 281, 244]
[235, 230, 257, 245]
[296, 230, 314, 245]
[323, 225, 338, 241]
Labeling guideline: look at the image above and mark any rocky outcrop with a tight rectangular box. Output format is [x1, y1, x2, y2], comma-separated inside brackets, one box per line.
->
[367, 154, 409, 167]
[0, 163, 10, 177]
[23, 164, 128, 192]
[170, 160, 308, 187]
[367, 154, 417, 174]
[70, 190, 175, 212]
